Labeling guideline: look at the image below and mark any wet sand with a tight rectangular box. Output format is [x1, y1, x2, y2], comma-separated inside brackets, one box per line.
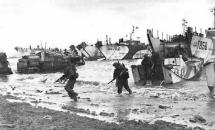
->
[0, 94, 199, 130]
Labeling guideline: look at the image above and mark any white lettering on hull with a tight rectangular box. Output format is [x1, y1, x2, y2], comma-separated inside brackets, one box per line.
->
[100, 45, 129, 60]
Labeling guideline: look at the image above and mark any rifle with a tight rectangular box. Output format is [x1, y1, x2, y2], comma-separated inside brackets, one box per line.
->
[55, 74, 68, 83]
[107, 79, 115, 84]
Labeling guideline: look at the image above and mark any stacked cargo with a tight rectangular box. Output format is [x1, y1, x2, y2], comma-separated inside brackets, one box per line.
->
[67, 55, 85, 66]
[17, 55, 40, 73]
[40, 52, 68, 72]
[0, 53, 12, 74]
[17, 50, 84, 74]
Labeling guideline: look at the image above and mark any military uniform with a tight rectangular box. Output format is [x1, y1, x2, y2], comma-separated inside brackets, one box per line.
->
[141, 55, 154, 84]
[64, 64, 79, 101]
[113, 63, 132, 94]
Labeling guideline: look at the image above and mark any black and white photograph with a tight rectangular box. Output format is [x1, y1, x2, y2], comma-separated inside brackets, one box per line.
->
[0, 0, 215, 129]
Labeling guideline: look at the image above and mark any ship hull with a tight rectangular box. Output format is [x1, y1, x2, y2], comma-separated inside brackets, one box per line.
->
[162, 58, 203, 83]
[131, 57, 202, 85]
[190, 32, 215, 92]
[130, 29, 203, 85]
[17, 51, 84, 74]
[79, 46, 105, 61]
[0, 53, 12, 75]
[99, 44, 147, 60]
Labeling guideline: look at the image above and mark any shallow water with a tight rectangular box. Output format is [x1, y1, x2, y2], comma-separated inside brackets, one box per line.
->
[1, 58, 215, 129]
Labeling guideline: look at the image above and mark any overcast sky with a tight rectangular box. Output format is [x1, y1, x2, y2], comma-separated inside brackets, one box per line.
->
[0, 0, 214, 54]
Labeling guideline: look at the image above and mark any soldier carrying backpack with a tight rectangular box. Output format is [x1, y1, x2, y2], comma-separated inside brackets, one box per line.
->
[108, 62, 132, 96]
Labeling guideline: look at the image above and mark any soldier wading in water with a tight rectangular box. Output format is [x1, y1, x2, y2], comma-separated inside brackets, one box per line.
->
[62, 60, 79, 101]
[141, 54, 154, 85]
[108, 62, 132, 96]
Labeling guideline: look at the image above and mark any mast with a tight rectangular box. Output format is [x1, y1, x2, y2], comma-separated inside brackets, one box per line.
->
[211, 7, 215, 29]
[106, 35, 108, 45]
[182, 18, 188, 36]
[130, 25, 138, 41]
[45, 42, 47, 51]
[130, 26, 134, 41]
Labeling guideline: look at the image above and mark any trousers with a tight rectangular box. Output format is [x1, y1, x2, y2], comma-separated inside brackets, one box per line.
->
[116, 79, 132, 94]
[64, 79, 78, 98]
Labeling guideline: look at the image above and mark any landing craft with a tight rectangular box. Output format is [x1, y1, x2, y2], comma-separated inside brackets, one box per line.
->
[76, 26, 149, 60]
[76, 42, 105, 61]
[14, 46, 44, 58]
[131, 21, 203, 85]
[190, 8, 215, 92]
[191, 34, 215, 92]
[99, 39, 148, 60]
[99, 26, 147, 60]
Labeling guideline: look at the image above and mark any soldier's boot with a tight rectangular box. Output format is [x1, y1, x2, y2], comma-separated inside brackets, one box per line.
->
[68, 91, 78, 101]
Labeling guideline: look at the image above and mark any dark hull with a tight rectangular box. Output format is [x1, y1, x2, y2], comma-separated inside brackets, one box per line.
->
[17, 52, 84, 74]
[0, 53, 12, 75]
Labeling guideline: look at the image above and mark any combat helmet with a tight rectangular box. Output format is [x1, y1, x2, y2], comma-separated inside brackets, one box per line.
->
[113, 62, 121, 67]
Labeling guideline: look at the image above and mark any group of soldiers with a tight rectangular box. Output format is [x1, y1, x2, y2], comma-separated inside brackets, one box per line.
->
[56, 54, 157, 101]
[56, 60, 134, 101]
[55, 43, 187, 101]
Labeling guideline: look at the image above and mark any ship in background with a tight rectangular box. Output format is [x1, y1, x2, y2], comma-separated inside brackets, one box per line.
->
[99, 26, 147, 60]
[14, 46, 32, 58]
[17, 49, 85, 74]
[147, 19, 204, 84]
[76, 42, 105, 61]
[76, 26, 148, 60]
[14, 44, 80, 58]
[14, 44, 51, 58]
[147, 19, 196, 60]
